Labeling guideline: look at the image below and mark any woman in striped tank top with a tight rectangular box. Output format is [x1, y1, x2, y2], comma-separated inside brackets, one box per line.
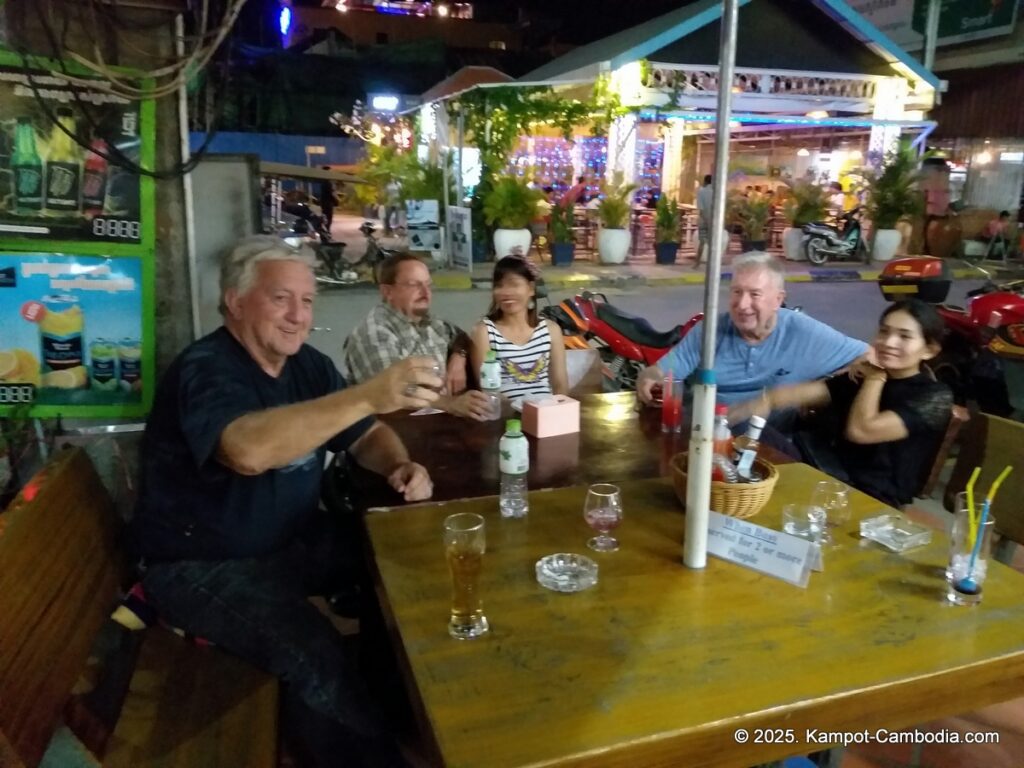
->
[470, 256, 568, 402]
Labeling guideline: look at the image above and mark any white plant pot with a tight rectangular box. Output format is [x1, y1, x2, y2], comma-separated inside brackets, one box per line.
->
[493, 228, 532, 258]
[783, 227, 806, 261]
[873, 229, 901, 262]
[598, 228, 631, 264]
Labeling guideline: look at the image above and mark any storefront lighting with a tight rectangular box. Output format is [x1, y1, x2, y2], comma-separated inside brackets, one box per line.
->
[1000, 151, 1024, 164]
[437, 4, 450, 16]
[976, 151, 992, 165]
[637, 110, 923, 130]
[797, 148, 810, 157]
[805, 110, 829, 119]
[335, 0, 347, 10]
[371, 95, 400, 112]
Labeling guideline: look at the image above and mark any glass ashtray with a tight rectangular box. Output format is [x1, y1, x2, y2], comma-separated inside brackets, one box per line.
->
[860, 513, 933, 553]
[536, 553, 598, 593]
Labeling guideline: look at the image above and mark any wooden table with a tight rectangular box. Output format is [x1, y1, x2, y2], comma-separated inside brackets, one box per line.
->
[365, 463, 1024, 767]
[351, 392, 791, 508]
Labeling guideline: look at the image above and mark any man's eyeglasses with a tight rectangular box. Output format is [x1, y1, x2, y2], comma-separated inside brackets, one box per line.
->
[393, 280, 433, 291]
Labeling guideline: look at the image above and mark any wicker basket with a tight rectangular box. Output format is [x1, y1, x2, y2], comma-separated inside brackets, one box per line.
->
[670, 452, 778, 519]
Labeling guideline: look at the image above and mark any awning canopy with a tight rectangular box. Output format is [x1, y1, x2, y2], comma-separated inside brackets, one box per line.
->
[419, 66, 514, 105]
[521, 0, 939, 94]
[259, 162, 364, 184]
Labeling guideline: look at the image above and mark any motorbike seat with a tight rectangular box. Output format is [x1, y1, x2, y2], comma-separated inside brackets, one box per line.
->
[594, 302, 685, 348]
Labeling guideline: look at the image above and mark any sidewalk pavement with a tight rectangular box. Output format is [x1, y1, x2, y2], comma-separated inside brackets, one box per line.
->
[327, 212, 1011, 292]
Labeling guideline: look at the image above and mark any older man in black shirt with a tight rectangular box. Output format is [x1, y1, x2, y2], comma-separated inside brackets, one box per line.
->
[132, 235, 440, 767]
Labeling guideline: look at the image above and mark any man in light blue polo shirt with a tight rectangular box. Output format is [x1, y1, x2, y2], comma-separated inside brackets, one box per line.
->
[637, 252, 867, 407]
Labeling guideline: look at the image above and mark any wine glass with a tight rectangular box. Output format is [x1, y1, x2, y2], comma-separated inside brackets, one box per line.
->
[584, 484, 623, 552]
[809, 480, 850, 542]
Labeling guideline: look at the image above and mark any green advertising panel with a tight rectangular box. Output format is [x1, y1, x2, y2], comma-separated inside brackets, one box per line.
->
[912, 0, 1019, 43]
[0, 51, 155, 257]
[0, 251, 154, 417]
[0, 50, 155, 418]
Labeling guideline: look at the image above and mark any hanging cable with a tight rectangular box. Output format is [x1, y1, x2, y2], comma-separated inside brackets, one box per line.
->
[11, 12, 226, 180]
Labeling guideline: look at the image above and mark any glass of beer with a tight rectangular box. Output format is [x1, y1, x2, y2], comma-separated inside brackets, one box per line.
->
[443, 512, 489, 639]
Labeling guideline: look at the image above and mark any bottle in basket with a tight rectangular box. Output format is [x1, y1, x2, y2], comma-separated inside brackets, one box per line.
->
[732, 415, 766, 481]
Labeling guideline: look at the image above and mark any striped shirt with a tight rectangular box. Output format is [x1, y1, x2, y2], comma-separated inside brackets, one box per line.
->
[484, 318, 552, 400]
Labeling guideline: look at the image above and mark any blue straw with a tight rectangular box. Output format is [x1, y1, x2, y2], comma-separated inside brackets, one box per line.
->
[957, 499, 990, 594]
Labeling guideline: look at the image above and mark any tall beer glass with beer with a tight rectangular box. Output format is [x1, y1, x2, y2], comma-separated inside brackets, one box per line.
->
[443, 512, 489, 640]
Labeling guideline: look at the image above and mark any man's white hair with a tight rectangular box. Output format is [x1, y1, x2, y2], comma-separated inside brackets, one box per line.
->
[219, 235, 318, 315]
[730, 251, 785, 291]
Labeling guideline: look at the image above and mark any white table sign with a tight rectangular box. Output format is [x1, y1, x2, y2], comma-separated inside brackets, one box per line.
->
[706, 511, 821, 588]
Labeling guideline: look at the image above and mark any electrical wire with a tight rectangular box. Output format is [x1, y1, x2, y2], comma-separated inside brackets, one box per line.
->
[11, 5, 227, 180]
[27, 0, 247, 102]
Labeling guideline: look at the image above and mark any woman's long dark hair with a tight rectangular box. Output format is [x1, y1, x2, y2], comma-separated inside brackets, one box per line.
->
[880, 298, 946, 348]
[486, 256, 540, 327]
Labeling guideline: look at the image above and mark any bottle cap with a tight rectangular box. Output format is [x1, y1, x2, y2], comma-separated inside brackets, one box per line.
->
[506, 419, 522, 433]
[715, 404, 728, 415]
[750, 415, 766, 428]
[485, 350, 497, 362]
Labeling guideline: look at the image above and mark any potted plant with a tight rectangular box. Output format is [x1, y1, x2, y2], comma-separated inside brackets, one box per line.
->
[729, 191, 772, 251]
[548, 202, 575, 266]
[865, 142, 924, 262]
[596, 174, 637, 264]
[483, 176, 542, 258]
[781, 180, 829, 260]
[654, 194, 681, 264]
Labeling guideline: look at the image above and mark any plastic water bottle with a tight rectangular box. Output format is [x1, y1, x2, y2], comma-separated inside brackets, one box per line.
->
[479, 349, 502, 420]
[499, 418, 529, 518]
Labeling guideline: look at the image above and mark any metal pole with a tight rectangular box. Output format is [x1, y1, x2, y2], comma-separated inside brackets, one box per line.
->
[923, 0, 940, 72]
[684, 0, 740, 570]
[456, 106, 465, 204]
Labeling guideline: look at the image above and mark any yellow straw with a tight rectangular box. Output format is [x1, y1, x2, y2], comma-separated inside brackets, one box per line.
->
[965, 467, 980, 543]
[986, 466, 1013, 506]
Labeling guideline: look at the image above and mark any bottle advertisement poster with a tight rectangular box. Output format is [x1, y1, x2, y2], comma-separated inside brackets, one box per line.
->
[0, 64, 145, 245]
[0, 252, 150, 416]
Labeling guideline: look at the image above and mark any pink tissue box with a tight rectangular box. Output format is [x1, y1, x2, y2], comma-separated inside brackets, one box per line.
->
[521, 395, 580, 438]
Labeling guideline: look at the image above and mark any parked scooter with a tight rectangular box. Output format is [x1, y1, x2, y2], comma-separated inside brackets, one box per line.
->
[283, 201, 332, 244]
[802, 207, 869, 265]
[879, 257, 1024, 419]
[542, 291, 703, 390]
[349, 221, 399, 281]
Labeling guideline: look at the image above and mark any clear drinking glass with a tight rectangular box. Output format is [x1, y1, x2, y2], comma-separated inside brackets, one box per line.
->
[443, 512, 489, 639]
[782, 503, 826, 543]
[584, 483, 623, 552]
[430, 359, 447, 395]
[661, 376, 684, 433]
[809, 480, 850, 541]
[947, 492, 995, 606]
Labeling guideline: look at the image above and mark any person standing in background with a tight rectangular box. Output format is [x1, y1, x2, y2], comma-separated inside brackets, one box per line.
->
[695, 174, 714, 267]
[317, 167, 335, 235]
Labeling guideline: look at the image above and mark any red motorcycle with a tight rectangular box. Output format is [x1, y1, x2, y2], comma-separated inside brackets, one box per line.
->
[880, 257, 1024, 418]
[542, 290, 703, 390]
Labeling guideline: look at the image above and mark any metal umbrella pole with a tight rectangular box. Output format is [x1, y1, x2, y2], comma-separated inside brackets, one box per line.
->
[684, 0, 740, 569]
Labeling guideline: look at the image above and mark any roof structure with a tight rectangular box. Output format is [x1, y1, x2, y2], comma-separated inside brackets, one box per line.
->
[521, 0, 939, 91]
[420, 66, 515, 104]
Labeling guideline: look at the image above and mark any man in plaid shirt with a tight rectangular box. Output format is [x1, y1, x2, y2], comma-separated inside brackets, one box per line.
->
[345, 253, 492, 420]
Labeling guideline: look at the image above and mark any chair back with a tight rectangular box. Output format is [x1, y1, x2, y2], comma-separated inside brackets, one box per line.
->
[0, 448, 123, 768]
[945, 412, 1024, 548]
[918, 404, 970, 498]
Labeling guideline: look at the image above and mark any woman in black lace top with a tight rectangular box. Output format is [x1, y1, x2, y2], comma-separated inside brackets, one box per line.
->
[732, 299, 952, 506]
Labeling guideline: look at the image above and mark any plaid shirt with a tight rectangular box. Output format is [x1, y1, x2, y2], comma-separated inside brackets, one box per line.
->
[343, 302, 461, 383]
